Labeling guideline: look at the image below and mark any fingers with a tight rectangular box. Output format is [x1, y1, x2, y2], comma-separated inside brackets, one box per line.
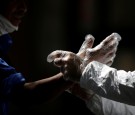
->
[77, 34, 95, 59]
[102, 32, 121, 46]
[112, 32, 121, 41]
[53, 52, 75, 67]
[79, 34, 95, 52]
[46, 32, 122, 82]
[106, 51, 116, 59]
[47, 50, 66, 63]
[59, 53, 82, 81]
[47, 50, 82, 81]
[96, 32, 121, 58]
[100, 33, 121, 65]
[82, 32, 121, 67]
[101, 33, 121, 51]
[53, 58, 63, 67]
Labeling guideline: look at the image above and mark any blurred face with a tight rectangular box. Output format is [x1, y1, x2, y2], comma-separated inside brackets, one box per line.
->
[2, 0, 28, 26]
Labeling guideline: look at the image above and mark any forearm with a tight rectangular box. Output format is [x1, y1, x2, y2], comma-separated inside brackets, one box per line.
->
[13, 73, 73, 105]
[81, 61, 135, 105]
[26, 73, 73, 102]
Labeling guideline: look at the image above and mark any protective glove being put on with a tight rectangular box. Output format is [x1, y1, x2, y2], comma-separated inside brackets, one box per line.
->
[47, 34, 95, 81]
[47, 34, 95, 63]
[82, 32, 121, 68]
[47, 32, 122, 83]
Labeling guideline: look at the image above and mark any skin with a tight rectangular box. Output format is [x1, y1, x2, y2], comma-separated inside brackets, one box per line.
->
[1, 0, 28, 26]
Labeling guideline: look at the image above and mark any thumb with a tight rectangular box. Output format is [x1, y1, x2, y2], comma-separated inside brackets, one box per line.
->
[47, 50, 66, 63]
[77, 34, 95, 59]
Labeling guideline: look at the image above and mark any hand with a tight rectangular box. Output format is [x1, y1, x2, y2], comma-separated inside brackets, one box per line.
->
[82, 33, 121, 67]
[47, 51, 82, 82]
[77, 34, 95, 59]
[47, 34, 95, 63]
[47, 33, 121, 82]
[47, 34, 95, 82]
[66, 33, 121, 104]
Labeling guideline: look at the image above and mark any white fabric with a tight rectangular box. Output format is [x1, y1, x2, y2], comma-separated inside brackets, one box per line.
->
[0, 15, 18, 36]
[81, 61, 135, 105]
[86, 94, 135, 115]
[102, 97, 135, 115]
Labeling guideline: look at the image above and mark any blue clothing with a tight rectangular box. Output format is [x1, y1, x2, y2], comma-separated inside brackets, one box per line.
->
[0, 34, 26, 115]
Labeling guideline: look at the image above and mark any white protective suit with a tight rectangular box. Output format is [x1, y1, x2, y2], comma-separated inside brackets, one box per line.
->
[81, 61, 135, 106]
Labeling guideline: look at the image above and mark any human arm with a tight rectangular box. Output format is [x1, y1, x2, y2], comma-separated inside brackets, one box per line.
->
[0, 61, 73, 105]
[10, 72, 73, 105]
[0, 55, 73, 105]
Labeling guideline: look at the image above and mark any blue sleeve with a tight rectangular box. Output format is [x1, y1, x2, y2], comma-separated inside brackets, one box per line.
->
[0, 58, 26, 97]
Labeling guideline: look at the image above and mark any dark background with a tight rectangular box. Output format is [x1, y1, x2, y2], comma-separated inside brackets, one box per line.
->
[7, 0, 135, 115]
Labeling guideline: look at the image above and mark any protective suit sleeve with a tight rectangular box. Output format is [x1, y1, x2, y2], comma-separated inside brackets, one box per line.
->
[101, 97, 135, 115]
[85, 94, 103, 115]
[80, 61, 135, 106]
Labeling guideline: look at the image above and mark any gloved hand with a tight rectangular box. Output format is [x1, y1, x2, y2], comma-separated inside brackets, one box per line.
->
[76, 34, 95, 59]
[47, 34, 95, 63]
[47, 33, 121, 82]
[82, 33, 121, 68]
[47, 34, 95, 81]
